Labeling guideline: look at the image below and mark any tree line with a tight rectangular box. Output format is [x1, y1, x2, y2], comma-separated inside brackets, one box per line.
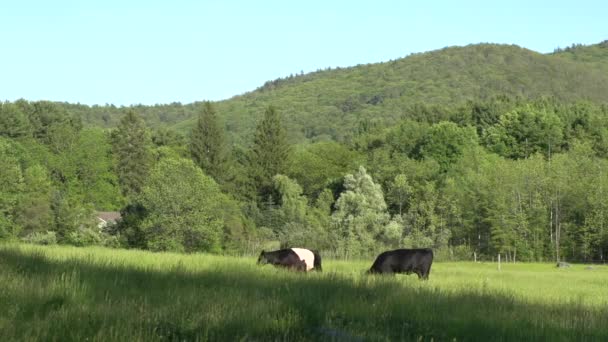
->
[1, 97, 608, 262]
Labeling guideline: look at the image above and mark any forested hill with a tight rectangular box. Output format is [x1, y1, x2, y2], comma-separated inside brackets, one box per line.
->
[551, 40, 608, 67]
[190, 42, 608, 143]
[20, 41, 608, 144]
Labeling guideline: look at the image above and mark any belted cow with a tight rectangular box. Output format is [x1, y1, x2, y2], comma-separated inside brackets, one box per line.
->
[257, 248, 322, 272]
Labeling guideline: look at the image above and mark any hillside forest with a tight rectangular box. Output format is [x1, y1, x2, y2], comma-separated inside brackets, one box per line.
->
[2, 42, 608, 262]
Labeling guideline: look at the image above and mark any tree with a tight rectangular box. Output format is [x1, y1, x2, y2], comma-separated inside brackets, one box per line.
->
[331, 166, 390, 257]
[250, 106, 290, 200]
[189, 102, 227, 182]
[413, 121, 479, 172]
[287, 141, 362, 198]
[50, 190, 96, 243]
[387, 174, 412, 216]
[111, 110, 152, 199]
[19, 101, 81, 153]
[270, 175, 318, 247]
[0, 102, 31, 138]
[138, 157, 225, 253]
[272, 175, 308, 225]
[70, 129, 125, 209]
[483, 105, 563, 159]
[14, 165, 53, 236]
[385, 119, 429, 156]
[403, 182, 446, 249]
[0, 138, 24, 238]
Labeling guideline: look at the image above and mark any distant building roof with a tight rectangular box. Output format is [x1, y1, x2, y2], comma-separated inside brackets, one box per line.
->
[96, 211, 122, 224]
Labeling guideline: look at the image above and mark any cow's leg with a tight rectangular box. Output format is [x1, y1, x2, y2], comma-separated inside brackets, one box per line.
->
[420, 265, 431, 280]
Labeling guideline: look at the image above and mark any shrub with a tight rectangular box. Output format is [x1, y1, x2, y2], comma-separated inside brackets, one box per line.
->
[21, 231, 57, 245]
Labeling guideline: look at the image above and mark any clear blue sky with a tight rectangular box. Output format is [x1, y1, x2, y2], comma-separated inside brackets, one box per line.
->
[1, 0, 606, 106]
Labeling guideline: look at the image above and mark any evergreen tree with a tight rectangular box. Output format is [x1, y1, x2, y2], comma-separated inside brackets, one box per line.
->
[251, 106, 290, 200]
[111, 110, 152, 199]
[14, 165, 53, 236]
[189, 101, 227, 182]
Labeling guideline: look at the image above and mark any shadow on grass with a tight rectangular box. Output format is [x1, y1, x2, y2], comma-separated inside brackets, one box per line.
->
[1, 247, 607, 341]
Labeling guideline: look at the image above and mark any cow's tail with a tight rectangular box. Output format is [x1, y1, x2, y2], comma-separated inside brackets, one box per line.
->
[313, 250, 322, 272]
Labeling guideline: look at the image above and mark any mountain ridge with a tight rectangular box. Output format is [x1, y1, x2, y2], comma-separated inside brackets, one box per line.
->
[176, 41, 608, 143]
[10, 41, 608, 144]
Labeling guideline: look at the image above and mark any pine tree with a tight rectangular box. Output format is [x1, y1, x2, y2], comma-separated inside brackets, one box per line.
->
[251, 105, 290, 200]
[189, 101, 226, 182]
[111, 110, 152, 199]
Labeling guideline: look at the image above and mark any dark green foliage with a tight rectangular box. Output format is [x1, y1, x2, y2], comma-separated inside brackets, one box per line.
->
[189, 102, 227, 182]
[113, 203, 148, 249]
[250, 106, 290, 200]
[14, 165, 53, 236]
[111, 110, 152, 199]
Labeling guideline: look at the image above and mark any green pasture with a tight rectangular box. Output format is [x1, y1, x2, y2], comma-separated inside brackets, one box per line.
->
[1, 244, 606, 341]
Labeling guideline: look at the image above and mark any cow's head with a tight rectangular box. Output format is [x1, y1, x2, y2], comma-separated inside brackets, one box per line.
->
[257, 250, 267, 265]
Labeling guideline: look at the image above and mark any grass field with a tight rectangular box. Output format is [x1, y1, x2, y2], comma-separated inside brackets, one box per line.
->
[1, 244, 607, 341]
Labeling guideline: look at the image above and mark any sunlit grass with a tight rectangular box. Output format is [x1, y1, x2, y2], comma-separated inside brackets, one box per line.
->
[1, 243, 607, 341]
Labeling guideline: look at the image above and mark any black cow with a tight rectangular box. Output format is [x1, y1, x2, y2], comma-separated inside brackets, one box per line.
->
[257, 248, 322, 272]
[367, 248, 433, 279]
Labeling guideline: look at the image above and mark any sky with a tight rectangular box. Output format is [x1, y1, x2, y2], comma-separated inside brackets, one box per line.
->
[0, 0, 606, 106]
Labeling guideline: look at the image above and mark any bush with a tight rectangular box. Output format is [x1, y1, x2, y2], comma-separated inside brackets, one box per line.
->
[66, 227, 103, 247]
[102, 234, 122, 248]
[433, 245, 474, 261]
[0, 215, 20, 240]
[451, 245, 474, 261]
[21, 231, 57, 245]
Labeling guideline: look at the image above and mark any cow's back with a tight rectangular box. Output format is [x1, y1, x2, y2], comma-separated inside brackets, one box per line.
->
[392, 248, 432, 272]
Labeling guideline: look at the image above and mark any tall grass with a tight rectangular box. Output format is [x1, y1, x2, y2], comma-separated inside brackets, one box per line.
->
[1, 243, 607, 341]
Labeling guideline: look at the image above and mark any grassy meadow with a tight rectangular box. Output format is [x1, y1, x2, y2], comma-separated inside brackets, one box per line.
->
[1, 244, 607, 341]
